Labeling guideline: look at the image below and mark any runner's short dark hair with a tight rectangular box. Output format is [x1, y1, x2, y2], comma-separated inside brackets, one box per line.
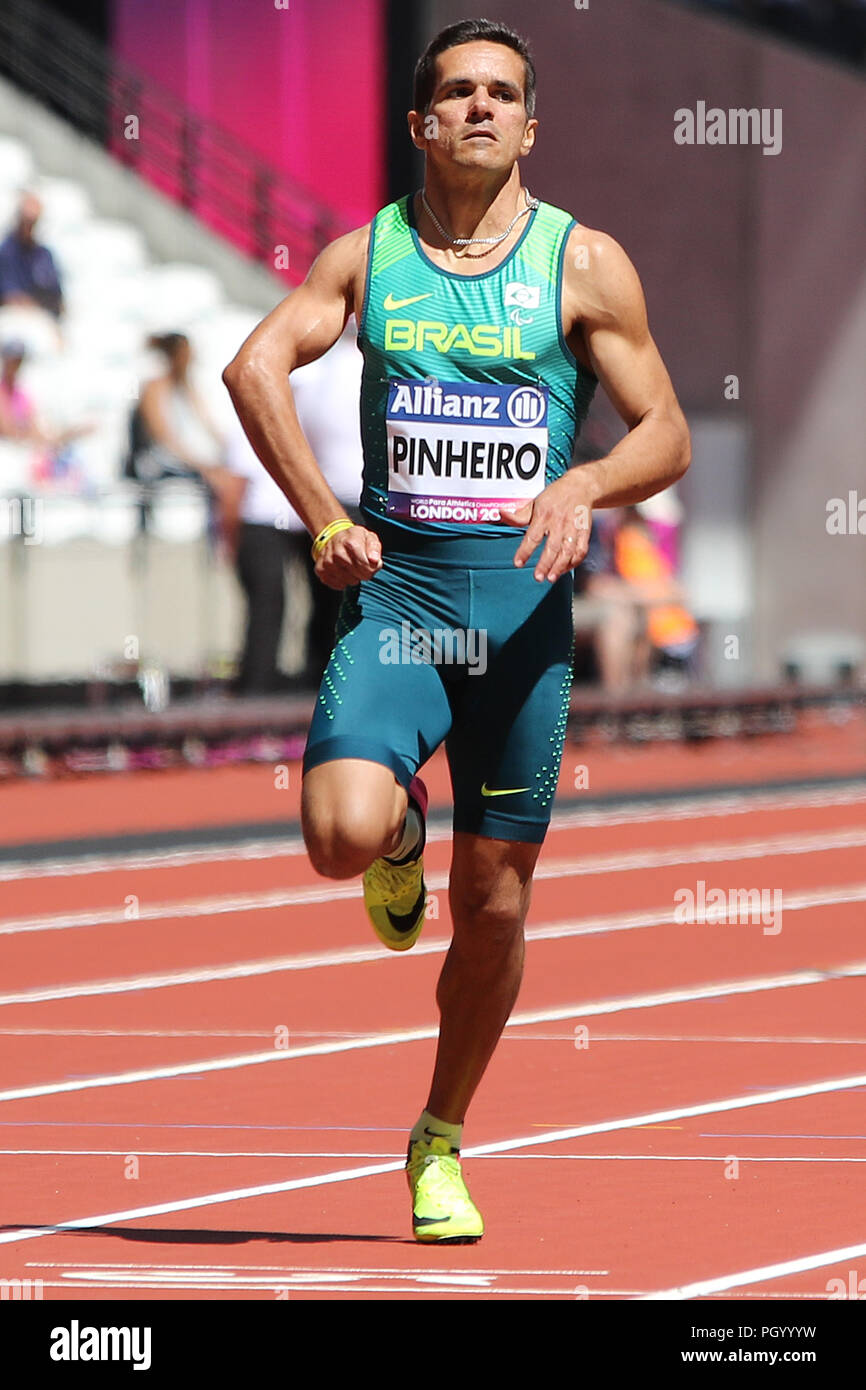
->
[414, 19, 536, 118]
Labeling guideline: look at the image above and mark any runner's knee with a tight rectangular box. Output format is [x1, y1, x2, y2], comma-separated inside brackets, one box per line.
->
[302, 768, 405, 879]
[448, 876, 529, 945]
[303, 805, 389, 878]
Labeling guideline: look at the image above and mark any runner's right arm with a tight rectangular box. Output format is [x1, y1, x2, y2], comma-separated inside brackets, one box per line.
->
[223, 228, 383, 588]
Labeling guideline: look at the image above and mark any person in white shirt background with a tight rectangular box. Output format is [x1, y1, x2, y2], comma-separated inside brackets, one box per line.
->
[223, 320, 363, 694]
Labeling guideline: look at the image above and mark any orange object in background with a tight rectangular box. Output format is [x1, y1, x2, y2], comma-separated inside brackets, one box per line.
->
[614, 520, 699, 651]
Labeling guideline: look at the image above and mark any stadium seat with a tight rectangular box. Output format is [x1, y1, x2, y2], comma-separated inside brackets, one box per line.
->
[137, 263, 224, 332]
[0, 137, 266, 686]
[62, 269, 152, 324]
[0, 304, 60, 358]
[55, 219, 149, 280]
[86, 487, 141, 545]
[63, 313, 141, 365]
[73, 413, 134, 487]
[0, 136, 35, 191]
[0, 438, 33, 498]
[32, 494, 95, 545]
[148, 481, 210, 542]
[195, 305, 262, 359]
[36, 177, 92, 238]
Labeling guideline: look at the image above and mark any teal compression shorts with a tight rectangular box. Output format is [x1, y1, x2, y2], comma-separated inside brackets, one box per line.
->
[302, 515, 574, 844]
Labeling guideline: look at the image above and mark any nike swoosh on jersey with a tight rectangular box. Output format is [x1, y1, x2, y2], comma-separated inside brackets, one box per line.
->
[480, 783, 532, 797]
[383, 291, 433, 311]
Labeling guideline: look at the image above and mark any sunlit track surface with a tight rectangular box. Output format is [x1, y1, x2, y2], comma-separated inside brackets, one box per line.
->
[1, 758, 865, 1299]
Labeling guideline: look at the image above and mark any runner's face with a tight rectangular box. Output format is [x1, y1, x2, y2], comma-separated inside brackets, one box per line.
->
[414, 42, 536, 170]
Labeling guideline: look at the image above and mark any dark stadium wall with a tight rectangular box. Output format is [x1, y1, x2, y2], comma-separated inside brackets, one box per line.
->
[109, 0, 386, 226]
[46, 0, 109, 43]
[384, 0, 427, 204]
[424, 0, 866, 679]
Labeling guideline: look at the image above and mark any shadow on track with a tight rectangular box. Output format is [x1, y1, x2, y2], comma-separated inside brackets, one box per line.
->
[0, 1223, 409, 1244]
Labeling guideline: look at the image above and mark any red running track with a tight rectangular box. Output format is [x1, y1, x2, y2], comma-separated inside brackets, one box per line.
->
[1, 718, 865, 1300]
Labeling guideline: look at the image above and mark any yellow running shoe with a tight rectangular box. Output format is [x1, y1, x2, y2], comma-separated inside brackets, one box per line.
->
[407, 1134, 484, 1243]
[363, 775, 427, 952]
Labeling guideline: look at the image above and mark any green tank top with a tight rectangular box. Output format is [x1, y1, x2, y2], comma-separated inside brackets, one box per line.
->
[357, 192, 597, 540]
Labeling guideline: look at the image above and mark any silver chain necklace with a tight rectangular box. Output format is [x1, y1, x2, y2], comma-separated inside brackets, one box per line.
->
[420, 188, 538, 248]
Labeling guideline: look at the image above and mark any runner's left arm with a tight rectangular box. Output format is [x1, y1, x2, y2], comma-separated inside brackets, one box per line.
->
[504, 226, 690, 582]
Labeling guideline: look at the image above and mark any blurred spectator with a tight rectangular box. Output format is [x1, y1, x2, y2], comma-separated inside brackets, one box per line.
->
[0, 338, 91, 487]
[291, 320, 365, 673]
[126, 333, 224, 487]
[222, 320, 364, 694]
[221, 417, 304, 695]
[0, 192, 64, 319]
[633, 482, 685, 570]
[125, 331, 238, 543]
[583, 505, 699, 693]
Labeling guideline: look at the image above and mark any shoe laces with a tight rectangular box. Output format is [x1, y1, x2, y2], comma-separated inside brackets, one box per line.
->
[423, 1152, 462, 1185]
[365, 854, 420, 904]
[411, 1141, 463, 1190]
[419, 1154, 475, 1215]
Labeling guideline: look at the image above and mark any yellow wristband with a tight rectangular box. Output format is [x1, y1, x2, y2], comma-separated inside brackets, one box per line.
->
[311, 517, 354, 562]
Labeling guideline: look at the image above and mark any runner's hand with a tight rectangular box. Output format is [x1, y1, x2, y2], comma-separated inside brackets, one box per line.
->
[314, 525, 383, 589]
[500, 475, 594, 582]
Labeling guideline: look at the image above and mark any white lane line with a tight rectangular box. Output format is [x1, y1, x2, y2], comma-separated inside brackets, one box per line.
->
[551, 783, 866, 831]
[1, 1067, 865, 1251]
[4, 827, 866, 937]
[32, 1260, 608, 1275]
[0, 882, 360, 935]
[2, 958, 866, 1104]
[3, 780, 864, 884]
[0, 1034, 861, 1045]
[1, 968, 865, 1111]
[0, 1024, 437, 1104]
[538, 826, 866, 881]
[14, 1279, 827, 1297]
[507, 1034, 866, 1045]
[0, 1028, 288, 1037]
[1, 1149, 402, 1158]
[2, 884, 866, 1010]
[2, 1028, 865, 1045]
[63, 1269, 499, 1288]
[641, 1238, 866, 1300]
[26, 1278, 619, 1296]
[0, 837, 307, 883]
[0, 1156, 409, 1248]
[4, 1149, 866, 1163]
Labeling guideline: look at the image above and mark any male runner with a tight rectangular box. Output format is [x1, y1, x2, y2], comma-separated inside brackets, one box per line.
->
[224, 18, 690, 1243]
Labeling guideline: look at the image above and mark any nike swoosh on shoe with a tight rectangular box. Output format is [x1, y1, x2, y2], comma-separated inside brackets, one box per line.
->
[385, 886, 426, 933]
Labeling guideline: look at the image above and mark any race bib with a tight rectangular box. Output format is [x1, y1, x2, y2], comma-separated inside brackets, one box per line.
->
[385, 377, 548, 525]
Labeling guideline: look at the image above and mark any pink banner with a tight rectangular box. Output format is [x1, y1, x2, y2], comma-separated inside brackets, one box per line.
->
[111, 0, 384, 237]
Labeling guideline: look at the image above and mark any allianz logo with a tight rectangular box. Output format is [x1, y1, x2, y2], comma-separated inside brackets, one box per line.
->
[390, 382, 545, 428]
